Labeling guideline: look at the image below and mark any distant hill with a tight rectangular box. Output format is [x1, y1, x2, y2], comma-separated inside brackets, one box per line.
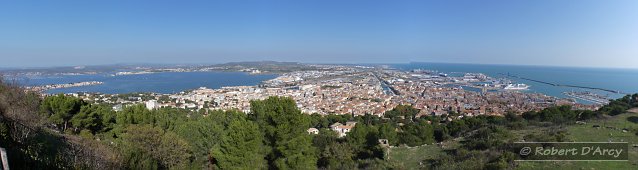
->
[0, 61, 318, 77]
[0, 64, 138, 76]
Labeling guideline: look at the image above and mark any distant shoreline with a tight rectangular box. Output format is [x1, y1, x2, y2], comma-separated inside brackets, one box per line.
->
[22, 71, 278, 95]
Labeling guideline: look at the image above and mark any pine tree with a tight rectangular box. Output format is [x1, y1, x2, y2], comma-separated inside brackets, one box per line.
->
[250, 96, 317, 169]
[212, 115, 267, 169]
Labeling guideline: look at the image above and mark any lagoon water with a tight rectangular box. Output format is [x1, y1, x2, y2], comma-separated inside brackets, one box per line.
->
[394, 63, 638, 100]
[17, 72, 277, 94]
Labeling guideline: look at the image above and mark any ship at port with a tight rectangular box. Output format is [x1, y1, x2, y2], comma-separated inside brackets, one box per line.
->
[503, 83, 530, 90]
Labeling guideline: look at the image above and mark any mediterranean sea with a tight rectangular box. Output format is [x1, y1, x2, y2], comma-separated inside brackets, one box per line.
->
[393, 62, 638, 101]
[16, 72, 277, 94]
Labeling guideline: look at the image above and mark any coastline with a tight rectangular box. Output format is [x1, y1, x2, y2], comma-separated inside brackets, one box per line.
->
[6, 63, 637, 105]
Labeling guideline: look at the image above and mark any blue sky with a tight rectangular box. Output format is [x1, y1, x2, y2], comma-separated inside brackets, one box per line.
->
[1, 0, 637, 68]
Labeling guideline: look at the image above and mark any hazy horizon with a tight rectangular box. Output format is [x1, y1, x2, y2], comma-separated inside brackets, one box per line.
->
[4, 61, 638, 71]
[1, 0, 637, 68]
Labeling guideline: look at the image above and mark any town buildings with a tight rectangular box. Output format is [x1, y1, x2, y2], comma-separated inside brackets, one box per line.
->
[65, 66, 593, 123]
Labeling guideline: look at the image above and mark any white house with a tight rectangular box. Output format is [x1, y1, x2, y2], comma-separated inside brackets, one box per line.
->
[330, 122, 356, 138]
[145, 100, 159, 110]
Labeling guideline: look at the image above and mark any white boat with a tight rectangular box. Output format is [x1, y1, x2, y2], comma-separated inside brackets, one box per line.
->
[504, 83, 529, 90]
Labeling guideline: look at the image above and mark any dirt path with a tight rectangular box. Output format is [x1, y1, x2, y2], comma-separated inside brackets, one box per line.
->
[628, 108, 638, 113]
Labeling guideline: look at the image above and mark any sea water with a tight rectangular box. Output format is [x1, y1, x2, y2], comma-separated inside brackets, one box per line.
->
[393, 62, 638, 100]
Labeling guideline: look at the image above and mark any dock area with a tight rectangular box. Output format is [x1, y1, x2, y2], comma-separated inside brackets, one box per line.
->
[563, 91, 610, 105]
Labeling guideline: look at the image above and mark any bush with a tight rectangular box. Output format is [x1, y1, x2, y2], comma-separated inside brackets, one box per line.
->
[79, 129, 94, 139]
